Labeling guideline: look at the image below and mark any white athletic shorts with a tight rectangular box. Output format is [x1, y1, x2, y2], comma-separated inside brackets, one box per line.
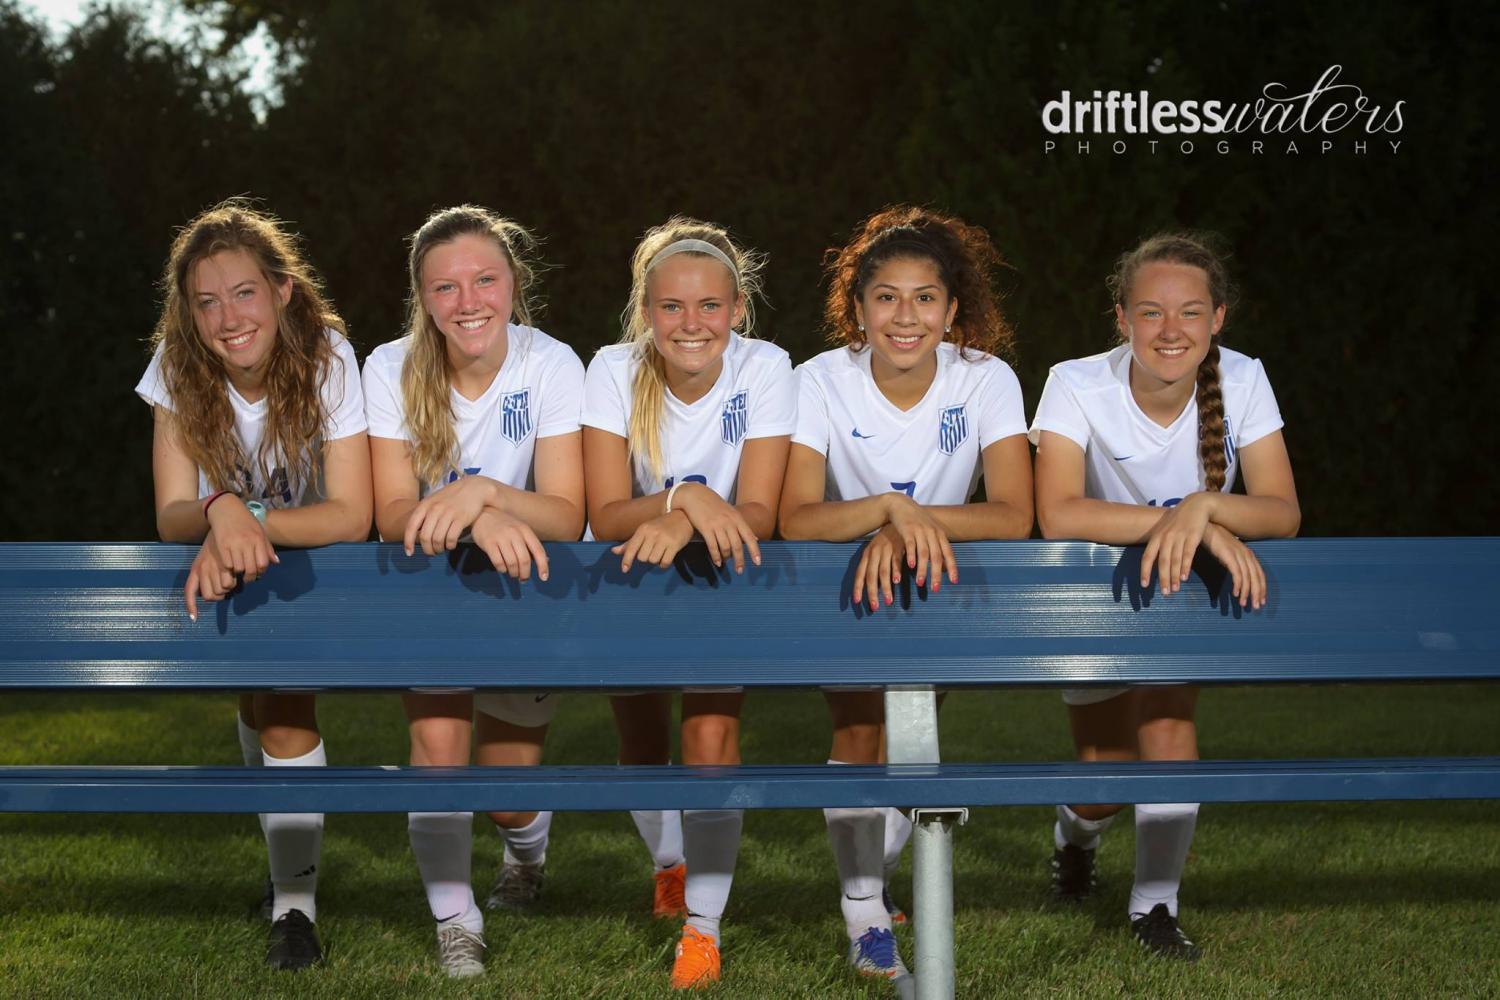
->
[1061, 687, 1131, 706]
[474, 691, 559, 729]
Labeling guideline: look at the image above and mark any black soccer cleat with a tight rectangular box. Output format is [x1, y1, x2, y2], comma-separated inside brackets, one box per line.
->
[266, 908, 324, 970]
[1130, 903, 1201, 961]
[1050, 844, 1097, 902]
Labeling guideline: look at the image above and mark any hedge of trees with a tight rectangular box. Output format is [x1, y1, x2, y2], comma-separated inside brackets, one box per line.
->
[3, 0, 1493, 540]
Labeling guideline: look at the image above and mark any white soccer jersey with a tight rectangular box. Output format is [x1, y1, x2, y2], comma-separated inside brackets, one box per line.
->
[581, 334, 796, 502]
[135, 329, 367, 508]
[1028, 343, 1284, 507]
[792, 343, 1028, 505]
[362, 323, 584, 495]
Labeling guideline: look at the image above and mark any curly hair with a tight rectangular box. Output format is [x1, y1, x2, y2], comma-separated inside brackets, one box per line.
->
[149, 198, 346, 498]
[1109, 232, 1237, 492]
[400, 205, 543, 489]
[822, 205, 1014, 361]
[618, 216, 767, 481]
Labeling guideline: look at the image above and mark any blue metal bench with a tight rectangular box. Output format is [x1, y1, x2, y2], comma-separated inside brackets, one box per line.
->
[3, 539, 1498, 998]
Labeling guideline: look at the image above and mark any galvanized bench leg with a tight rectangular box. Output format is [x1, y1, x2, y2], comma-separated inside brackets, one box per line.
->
[885, 687, 965, 1000]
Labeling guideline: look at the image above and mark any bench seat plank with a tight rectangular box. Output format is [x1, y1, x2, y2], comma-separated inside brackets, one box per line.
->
[4, 758, 1498, 813]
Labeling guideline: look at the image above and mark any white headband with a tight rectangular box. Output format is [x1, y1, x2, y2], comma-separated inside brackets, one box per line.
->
[646, 238, 738, 281]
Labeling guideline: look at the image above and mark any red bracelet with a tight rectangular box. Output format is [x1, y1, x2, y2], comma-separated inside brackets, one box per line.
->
[202, 490, 234, 518]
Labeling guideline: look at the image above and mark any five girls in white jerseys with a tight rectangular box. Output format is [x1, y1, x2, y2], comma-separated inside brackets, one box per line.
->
[363, 205, 586, 977]
[1031, 232, 1299, 958]
[147, 202, 1298, 983]
[138, 200, 373, 970]
[780, 206, 1035, 984]
[581, 217, 794, 988]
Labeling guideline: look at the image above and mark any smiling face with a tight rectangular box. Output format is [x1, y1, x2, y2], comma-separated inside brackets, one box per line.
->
[854, 256, 958, 381]
[1116, 260, 1225, 391]
[419, 232, 516, 366]
[645, 252, 743, 386]
[190, 248, 292, 382]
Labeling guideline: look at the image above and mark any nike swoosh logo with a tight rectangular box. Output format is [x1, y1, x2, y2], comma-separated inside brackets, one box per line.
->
[534, 693, 550, 703]
[1112, 455, 1132, 462]
[851, 428, 876, 439]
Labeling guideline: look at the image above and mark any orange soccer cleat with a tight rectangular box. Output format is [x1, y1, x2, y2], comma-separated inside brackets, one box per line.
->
[653, 862, 687, 918]
[670, 925, 721, 989]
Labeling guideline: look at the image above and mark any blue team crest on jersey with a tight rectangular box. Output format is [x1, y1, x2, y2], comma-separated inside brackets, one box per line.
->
[937, 404, 968, 455]
[720, 390, 748, 446]
[500, 389, 532, 444]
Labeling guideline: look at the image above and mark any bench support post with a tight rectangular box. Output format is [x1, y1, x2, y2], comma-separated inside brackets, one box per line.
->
[886, 686, 964, 1000]
[911, 805, 968, 1000]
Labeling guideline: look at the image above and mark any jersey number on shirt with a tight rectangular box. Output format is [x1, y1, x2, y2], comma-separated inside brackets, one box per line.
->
[664, 474, 709, 489]
[890, 481, 916, 498]
[446, 466, 483, 485]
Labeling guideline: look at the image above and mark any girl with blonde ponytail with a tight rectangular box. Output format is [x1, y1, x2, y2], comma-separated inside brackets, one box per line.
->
[581, 217, 793, 989]
[1029, 231, 1301, 959]
[137, 199, 372, 971]
[362, 205, 585, 979]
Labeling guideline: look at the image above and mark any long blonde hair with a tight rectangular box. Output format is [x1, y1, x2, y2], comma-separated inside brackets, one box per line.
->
[400, 205, 541, 488]
[149, 198, 346, 497]
[619, 217, 766, 480]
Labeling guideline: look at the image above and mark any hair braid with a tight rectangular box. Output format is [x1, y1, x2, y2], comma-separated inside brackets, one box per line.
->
[1196, 340, 1227, 492]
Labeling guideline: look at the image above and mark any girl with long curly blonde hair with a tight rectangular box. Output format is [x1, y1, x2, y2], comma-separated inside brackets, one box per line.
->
[136, 198, 372, 971]
[362, 205, 585, 978]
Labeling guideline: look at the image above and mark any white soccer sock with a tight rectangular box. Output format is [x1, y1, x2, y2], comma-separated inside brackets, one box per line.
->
[882, 806, 912, 878]
[1129, 802, 1199, 918]
[237, 716, 268, 837]
[499, 811, 552, 866]
[825, 760, 889, 939]
[683, 809, 743, 946]
[409, 811, 483, 932]
[1054, 804, 1116, 851]
[630, 808, 684, 870]
[262, 741, 326, 922]
[236, 716, 264, 766]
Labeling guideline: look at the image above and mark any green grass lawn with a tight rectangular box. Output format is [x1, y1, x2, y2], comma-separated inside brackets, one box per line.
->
[2, 686, 1497, 998]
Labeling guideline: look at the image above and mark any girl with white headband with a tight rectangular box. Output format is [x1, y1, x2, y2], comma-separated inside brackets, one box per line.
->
[581, 217, 793, 989]
[779, 205, 1033, 988]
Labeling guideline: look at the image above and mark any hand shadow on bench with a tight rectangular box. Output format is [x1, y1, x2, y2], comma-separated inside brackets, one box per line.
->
[1111, 547, 1259, 620]
[837, 546, 933, 619]
[580, 541, 785, 596]
[194, 549, 318, 635]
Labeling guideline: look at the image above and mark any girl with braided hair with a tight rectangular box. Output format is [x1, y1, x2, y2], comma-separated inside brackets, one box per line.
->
[1029, 232, 1300, 959]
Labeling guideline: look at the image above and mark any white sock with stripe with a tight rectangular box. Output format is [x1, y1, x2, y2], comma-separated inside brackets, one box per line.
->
[262, 741, 325, 921]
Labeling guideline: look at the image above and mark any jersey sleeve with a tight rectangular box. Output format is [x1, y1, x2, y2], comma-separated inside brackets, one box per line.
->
[1028, 369, 1091, 451]
[975, 361, 1028, 447]
[134, 345, 173, 412]
[748, 351, 796, 439]
[322, 333, 368, 441]
[580, 349, 629, 438]
[361, 346, 410, 441]
[1234, 358, 1285, 449]
[790, 365, 832, 456]
[535, 343, 585, 439]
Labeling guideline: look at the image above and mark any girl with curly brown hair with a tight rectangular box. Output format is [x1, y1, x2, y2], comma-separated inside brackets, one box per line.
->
[778, 205, 1033, 986]
[136, 199, 372, 971]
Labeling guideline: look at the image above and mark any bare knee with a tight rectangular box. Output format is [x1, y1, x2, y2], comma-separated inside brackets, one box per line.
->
[488, 810, 538, 829]
[410, 716, 471, 766]
[831, 722, 883, 763]
[1137, 715, 1198, 760]
[681, 714, 739, 765]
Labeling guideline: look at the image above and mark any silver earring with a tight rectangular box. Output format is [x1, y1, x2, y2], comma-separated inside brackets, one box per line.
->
[858, 324, 865, 332]
[944, 325, 951, 333]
